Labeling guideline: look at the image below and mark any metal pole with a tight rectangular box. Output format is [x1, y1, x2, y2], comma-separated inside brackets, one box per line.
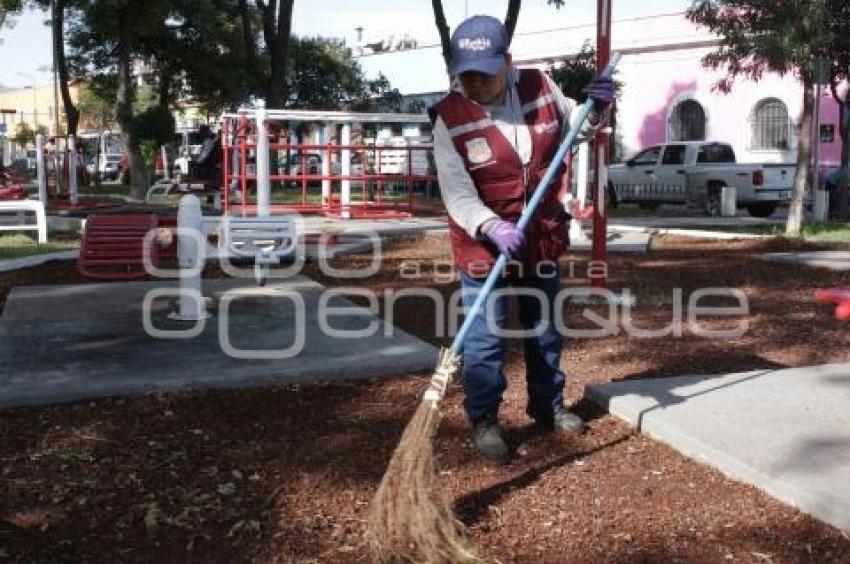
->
[570, 142, 590, 242]
[169, 194, 210, 321]
[321, 123, 331, 210]
[68, 134, 78, 205]
[812, 82, 823, 191]
[591, 0, 612, 287]
[341, 122, 352, 219]
[30, 86, 38, 129]
[255, 108, 270, 217]
[51, 0, 60, 136]
[36, 133, 47, 203]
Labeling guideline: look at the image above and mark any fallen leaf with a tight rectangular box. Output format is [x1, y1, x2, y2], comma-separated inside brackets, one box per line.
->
[143, 502, 161, 534]
[217, 483, 236, 496]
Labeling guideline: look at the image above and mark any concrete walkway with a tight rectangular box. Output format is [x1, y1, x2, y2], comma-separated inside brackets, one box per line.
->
[587, 363, 850, 533]
[569, 230, 651, 253]
[0, 277, 437, 409]
[764, 251, 850, 272]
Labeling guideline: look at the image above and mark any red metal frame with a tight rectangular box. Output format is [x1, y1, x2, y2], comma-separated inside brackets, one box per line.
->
[42, 136, 122, 211]
[220, 115, 440, 220]
[77, 214, 171, 281]
[591, 0, 612, 287]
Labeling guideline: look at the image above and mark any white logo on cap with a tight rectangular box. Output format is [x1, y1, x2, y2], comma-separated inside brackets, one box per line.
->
[459, 37, 491, 51]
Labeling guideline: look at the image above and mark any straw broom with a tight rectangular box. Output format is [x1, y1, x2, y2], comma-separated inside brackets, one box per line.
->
[368, 54, 622, 563]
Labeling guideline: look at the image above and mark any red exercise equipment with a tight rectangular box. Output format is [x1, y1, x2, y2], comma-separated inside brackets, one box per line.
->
[814, 287, 850, 321]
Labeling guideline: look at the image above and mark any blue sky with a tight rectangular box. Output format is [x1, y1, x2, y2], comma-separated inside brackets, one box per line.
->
[0, 0, 690, 89]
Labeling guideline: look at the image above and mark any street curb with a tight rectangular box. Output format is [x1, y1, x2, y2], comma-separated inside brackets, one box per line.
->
[0, 250, 79, 273]
[609, 225, 772, 240]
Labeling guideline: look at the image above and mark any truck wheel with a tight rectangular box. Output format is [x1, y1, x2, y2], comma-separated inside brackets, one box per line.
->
[705, 184, 723, 217]
[747, 203, 777, 218]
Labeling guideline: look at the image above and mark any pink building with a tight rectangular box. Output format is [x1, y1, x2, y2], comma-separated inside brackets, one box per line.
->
[359, 12, 841, 168]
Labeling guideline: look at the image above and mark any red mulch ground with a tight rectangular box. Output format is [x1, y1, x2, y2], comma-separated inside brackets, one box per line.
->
[1, 233, 849, 563]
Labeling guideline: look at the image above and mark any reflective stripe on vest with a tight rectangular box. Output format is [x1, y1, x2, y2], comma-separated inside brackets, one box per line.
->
[447, 118, 494, 139]
[520, 93, 556, 115]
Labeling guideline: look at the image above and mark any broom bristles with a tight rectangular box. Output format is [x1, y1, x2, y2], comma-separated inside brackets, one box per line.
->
[368, 348, 480, 563]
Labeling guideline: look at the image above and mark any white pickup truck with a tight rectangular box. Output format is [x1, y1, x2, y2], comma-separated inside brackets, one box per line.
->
[608, 142, 796, 217]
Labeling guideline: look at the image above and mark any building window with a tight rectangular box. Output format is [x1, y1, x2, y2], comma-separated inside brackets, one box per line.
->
[751, 98, 790, 150]
[668, 99, 706, 142]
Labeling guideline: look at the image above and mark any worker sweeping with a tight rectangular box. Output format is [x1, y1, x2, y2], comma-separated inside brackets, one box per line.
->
[431, 15, 614, 462]
[368, 14, 618, 562]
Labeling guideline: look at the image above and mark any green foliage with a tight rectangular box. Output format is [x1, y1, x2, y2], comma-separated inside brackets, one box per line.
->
[131, 105, 175, 147]
[548, 42, 600, 102]
[286, 36, 404, 112]
[686, 0, 839, 91]
[139, 139, 159, 170]
[12, 122, 35, 147]
[11, 122, 46, 147]
[77, 84, 116, 131]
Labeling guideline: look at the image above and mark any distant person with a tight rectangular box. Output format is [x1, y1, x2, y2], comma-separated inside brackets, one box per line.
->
[193, 125, 222, 186]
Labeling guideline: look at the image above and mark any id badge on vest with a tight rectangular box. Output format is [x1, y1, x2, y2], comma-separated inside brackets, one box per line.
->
[464, 137, 493, 166]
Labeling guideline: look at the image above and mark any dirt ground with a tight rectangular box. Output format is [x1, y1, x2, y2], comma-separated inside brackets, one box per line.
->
[1, 233, 849, 563]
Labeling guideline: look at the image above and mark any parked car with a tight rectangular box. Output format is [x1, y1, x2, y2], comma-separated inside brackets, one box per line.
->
[99, 153, 124, 181]
[608, 141, 796, 217]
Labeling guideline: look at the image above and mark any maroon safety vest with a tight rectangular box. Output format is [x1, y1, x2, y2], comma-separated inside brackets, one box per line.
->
[431, 69, 570, 277]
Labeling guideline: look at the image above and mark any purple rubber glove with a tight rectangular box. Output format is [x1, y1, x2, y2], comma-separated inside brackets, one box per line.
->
[482, 219, 525, 260]
[582, 75, 615, 113]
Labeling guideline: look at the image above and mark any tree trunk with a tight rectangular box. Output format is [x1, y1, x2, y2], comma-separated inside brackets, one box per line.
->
[52, 0, 79, 135]
[260, 0, 294, 108]
[115, 7, 147, 199]
[786, 79, 814, 237]
[158, 68, 171, 110]
[504, 0, 521, 44]
[239, 0, 258, 72]
[432, 0, 451, 72]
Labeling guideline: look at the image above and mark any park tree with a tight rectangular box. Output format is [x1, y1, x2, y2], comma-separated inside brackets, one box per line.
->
[286, 36, 403, 112]
[68, 0, 176, 197]
[11, 122, 48, 148]
[253, 0, 295, 107]
[687, 0, 841, 236]
[76, 83, 116, 131]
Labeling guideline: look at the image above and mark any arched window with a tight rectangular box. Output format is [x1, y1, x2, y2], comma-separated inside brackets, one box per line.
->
[751, 98, 790, 150]
[668, 100, 707, 142]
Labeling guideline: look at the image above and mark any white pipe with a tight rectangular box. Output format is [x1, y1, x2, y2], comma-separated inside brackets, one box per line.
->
[36, 133, 47, 204]
[255, 108, 270, 217]
[223, 108, 430, 124]
[321, 123, 331, 209]
[68, 135, 78, 205]
[161, 144, 170, 180]
[170, 194, 209, 321]
[340, 122, 351, 219]
[570, 142, 590, 242]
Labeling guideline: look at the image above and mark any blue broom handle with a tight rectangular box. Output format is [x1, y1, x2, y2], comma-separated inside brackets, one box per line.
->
[450, 53, 622, 354]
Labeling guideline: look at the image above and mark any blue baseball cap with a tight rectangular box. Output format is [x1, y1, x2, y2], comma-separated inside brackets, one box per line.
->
[449, 15, 509, 77]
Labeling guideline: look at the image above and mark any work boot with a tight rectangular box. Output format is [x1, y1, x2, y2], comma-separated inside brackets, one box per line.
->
[529, 405, 585, 434]
[471, 413, 511, 463]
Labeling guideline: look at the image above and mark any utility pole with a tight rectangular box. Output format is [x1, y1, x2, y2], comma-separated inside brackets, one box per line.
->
[51, 0, 61, 136]
[28, 86, 38, 129]
[591, 0, 612, 287]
